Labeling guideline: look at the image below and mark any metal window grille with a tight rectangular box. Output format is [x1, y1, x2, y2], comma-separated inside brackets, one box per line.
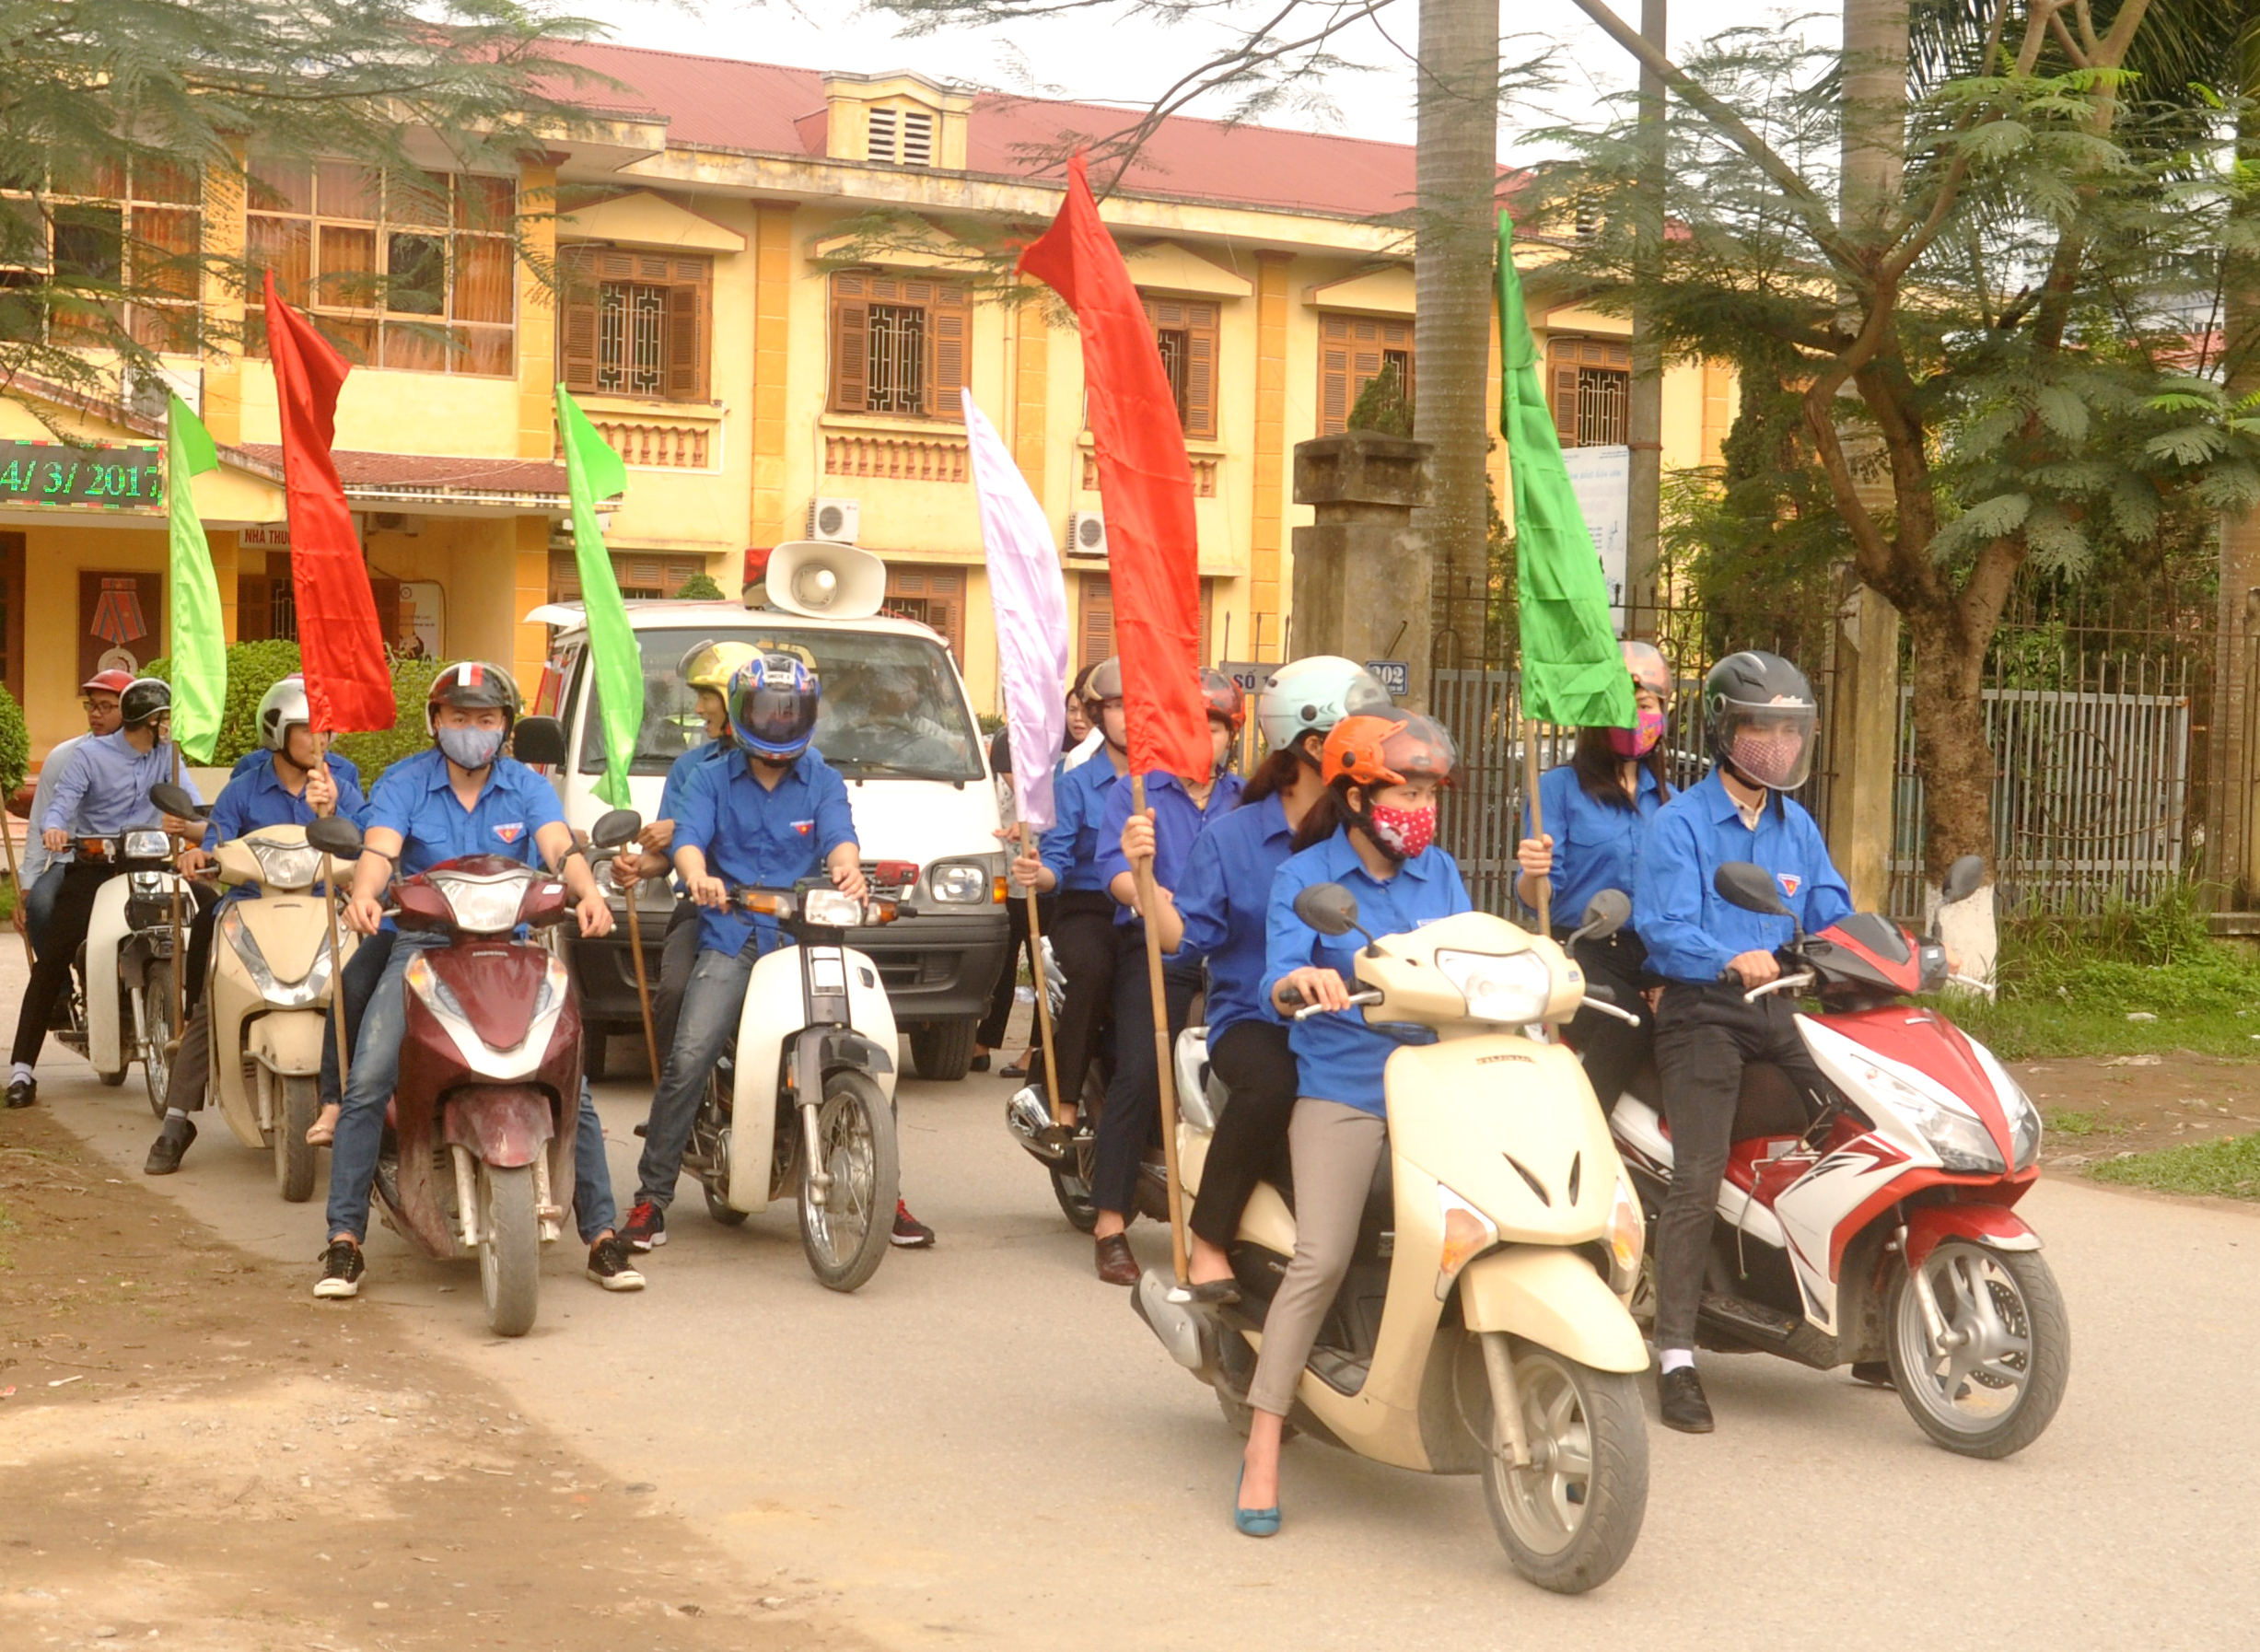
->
[1156, 328, 1190, 427]
[868, 302, 926, 414]
[1576, 366, 1629, 447]
[596, 282, 666, 396]
[270, 579, 297, 642]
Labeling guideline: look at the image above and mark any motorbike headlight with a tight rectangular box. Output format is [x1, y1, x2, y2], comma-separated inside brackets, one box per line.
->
[427, 873, 525, 936]
[800, 888, 865, 927]
[927, 861, 991, 904]
[250, 840, 322, 891]
[532, 958, 567, 1023]
[1860, 1062, 2006, 1173]
[404, 952, 470, 1022]
[219, 906, 331, 1007]
[1435, 948, 1555, 1024]
[1970, 1041, 2043, 1172]
[1607, 1177, 1645, 1294]
[1435, 1183, 1498, 1300]
[124, 829, 171, 860]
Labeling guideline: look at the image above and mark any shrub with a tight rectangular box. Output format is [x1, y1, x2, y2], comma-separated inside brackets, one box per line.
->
[672, 571, 725, 600]
[0, 682, 29, 798]
[332, 654, 448, 787]
[142, 640, 304, 766]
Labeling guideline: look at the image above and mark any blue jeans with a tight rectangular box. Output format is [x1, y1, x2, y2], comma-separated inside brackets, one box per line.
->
[23, 865, 65, 960]
[635, 946, 755, 1210]
[324, 933, 619, 1246]
[320, 929, 396, 1110]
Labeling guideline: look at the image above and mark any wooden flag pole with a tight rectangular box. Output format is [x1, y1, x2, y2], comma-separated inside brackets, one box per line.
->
[167, 740, 187, 1034]
[321, 850, 351, 1098]
[622, 860, 659, 1080]
[1523, 717, 1551, 937]
[1129, 773, 1190, 1288]
[1019, 822, 1066, 1129]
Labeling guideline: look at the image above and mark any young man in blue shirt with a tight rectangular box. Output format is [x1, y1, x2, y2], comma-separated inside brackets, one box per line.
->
[316, 663, 642, 1299]
[1634, 651, 1852, 1435]
[9, 678, 203, 1109]
[144, 676, 367, 1174]
[13, 669, 131, 960]
[621, 651, 875, 1252]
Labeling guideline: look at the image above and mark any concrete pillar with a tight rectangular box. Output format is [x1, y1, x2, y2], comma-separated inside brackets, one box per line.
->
[1249, 252, 1291, 661]
[1290, 431, 1433, 701]
[1829, 579, 1901, 912]
[1012, 297, 1047, 498]
[747, 204, 797, 553]
[515, 159, 560, 463]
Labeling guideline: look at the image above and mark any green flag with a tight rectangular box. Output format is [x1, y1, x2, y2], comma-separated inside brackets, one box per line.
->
[1498, 214, 1636, 731]
[165, 394, 226, 762]
[553, 384, 640, 809]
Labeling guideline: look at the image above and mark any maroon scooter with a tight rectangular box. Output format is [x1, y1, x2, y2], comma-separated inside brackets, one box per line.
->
[307, 808, 638, 1336]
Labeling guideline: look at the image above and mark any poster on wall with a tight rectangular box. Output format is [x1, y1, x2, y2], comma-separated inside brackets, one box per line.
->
[398, 581, 444, 659]
[78, 571, 165, 681]
[1559, 443, 1631, 630]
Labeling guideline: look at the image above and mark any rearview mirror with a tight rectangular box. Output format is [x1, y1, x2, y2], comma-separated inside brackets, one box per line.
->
[1714, 862, 1790, 918]
[1572, 888, 1631, 944]
[148, 782, 207, 821]
[512, 715, 566, 767]
[304, 815, 364, 858]
[590, 808, 643, 851]
[1940, 854, 1985, 906]
[1294, 882, 1361, 937]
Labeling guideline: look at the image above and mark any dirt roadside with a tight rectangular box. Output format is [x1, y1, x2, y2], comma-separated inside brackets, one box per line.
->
[2010, 1052, 2260, 1175]
[0, 1107, 880, 1652]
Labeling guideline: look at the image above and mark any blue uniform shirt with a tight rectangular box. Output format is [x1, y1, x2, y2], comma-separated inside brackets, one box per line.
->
[365, 748, 565, 880]
[1521, 762, 1664, 927]
[1039, 753, 1124, 891]
[674, 746, 858, 958]
[655, 738, 736, 894]
[1264, 831, 1473, 1116]
[1635, 767, 1853, 984]
[204, 751, 367, 850]
[1095, 769, 1245, 933]
[41, 731, 200, 837]
[1170, 790, 1293, 1041]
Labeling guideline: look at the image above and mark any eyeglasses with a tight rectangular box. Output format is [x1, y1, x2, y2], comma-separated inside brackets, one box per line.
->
[80, 698, 119, 714]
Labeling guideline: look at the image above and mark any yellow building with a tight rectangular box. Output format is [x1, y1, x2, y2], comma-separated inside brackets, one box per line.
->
[0, 46, 1731, 761]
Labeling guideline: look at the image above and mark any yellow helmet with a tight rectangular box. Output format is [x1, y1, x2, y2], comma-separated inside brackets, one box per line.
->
[680, 640, 758, 695]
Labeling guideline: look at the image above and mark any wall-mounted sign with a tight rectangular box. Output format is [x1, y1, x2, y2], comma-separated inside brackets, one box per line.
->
[397, 581, 444, 660]
[0, 441, 164, 510]
[239, 525, 290, 551]
[1364, 659, 1411, 699]
[79, 570, 164, 680]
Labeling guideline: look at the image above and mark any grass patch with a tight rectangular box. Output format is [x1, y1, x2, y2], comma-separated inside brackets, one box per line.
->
[2089, 1133, 2260, 1200]
[2045, 1107, 2126, 1139]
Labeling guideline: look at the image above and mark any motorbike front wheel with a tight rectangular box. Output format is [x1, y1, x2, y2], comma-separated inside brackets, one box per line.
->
[138, 961, 176, 1118]
[797, 1070, 899, 1293]
[479, 1163, 542, 1337]
[1886, 1240, 2069, 1459]
[1480, 1335, 1648, 1595]
[273, 1074, 320, 1203]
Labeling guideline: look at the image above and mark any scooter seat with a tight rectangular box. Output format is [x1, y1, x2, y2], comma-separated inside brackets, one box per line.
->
[1733, 1061, 1815, 1140]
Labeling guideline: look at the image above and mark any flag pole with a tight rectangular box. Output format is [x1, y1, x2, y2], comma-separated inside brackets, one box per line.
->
[1129, 773, 1190, 1288]
[1019, 822, 1066, 1130]
[168, 740, 187, 1035]
[622, 862, 659, 1079]
[1523, 717, 1551, 936]
[321, 849, 350, 1099]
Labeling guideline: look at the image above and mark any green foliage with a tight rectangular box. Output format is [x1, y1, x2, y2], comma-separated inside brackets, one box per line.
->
[143, 639, 303, 766]
[671, 572, 725, 601]
[2089, 1134, 2260, 1201]
[332, 655, 448, 787]
[0, 681, 29, 797]
[1346, 361, 1413, 437]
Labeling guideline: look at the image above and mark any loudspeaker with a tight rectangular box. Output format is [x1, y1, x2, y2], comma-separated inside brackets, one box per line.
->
[756, 540, 888, 621]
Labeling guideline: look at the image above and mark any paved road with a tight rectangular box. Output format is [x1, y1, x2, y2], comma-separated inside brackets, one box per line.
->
[19, 1001, 2260, 1649]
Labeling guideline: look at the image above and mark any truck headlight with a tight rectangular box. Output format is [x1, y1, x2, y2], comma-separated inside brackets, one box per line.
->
[1435, 948, 1554, 1024]
[1435, 1184, 1498, 1300]
[928, 861, 991, 904]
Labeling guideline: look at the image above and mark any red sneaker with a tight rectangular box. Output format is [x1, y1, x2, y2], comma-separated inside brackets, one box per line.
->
[891, 1200, 936, 1249]
[623, 1199, 667, 1251]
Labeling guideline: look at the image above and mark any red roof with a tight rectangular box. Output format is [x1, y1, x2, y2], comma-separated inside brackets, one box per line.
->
[239, 446, 568, 497]
[551, 41, 1429, 220]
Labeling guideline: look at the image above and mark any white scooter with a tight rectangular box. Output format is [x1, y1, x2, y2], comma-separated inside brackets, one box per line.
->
[676, 879, 903, 1292]
[53, 829, 192, 1107]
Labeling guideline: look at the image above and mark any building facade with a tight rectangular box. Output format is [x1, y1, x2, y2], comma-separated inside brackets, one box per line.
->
[0, 45, 1733, 760]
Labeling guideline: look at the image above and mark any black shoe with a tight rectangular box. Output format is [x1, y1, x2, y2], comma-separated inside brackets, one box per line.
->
[144, 1115, 195, 1175]
[1094, 1233, 1138, 1286]
[969, 1052, 991, 1073]
[6, 1076, 35, 1109]
[1849, 1360, 1894, 1389]
[1658, 1367, 1715, 1433]
[623, 1199, 666, 1251]
[586, 1235, 646, 1292]
[891, 1200, 936, 1249]
[312, 1239, 364, 1299]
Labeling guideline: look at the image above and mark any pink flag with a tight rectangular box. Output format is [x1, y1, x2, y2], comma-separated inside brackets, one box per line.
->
[961, 389, 1069, 829]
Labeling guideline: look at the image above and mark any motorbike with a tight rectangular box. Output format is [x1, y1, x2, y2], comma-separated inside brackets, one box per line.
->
[1134, 884, 1651, 1595]
[53, 827, 192, 1111]
[1002, 936, 1139, 1233]
[152, 782, 356, 1203]
[304, 807, 640, 1337]
[676, 878, 903, 1293]
[1602, 854, 2069, 1460]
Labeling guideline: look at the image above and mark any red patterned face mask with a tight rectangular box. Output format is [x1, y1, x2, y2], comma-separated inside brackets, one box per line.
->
[1368, 802, 1436, 859]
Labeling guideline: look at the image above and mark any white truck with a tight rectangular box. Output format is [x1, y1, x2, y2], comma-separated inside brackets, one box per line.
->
[523, 542, 1008, 1081]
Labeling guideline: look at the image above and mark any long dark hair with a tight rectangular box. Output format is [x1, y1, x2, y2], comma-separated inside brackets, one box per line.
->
[1570, 725, 1672, 811]
[1292, 775, 1365, 853]
[1241, 730, 1318, 806]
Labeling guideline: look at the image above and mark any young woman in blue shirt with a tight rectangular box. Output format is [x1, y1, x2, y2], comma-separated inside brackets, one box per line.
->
[1237, 714, 1470, 1535]
[1512, 640, 1675, 1110]
[1124, 657, 1393, 1301]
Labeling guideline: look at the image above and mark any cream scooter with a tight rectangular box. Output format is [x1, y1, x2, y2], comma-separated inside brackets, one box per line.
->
[1135, 886, 1652, 1594]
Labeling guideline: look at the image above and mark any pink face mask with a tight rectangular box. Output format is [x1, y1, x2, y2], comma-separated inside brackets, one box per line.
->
[1369, 802, 1437, 859]
[1730, 725, 1806, 790]
[1608, 708, 1665, 759]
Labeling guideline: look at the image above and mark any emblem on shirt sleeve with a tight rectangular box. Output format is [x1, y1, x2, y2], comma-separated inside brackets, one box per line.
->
[495, 822, 526, 845]
[1777, 872, 1801, 898]
[793, 819, 814, 836]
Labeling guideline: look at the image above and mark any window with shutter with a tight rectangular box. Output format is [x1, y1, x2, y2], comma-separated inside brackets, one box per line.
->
[929, 285, 968, 420]
[1078, 573, 1113, 672]
[1545, 336, 1630, 447]
[1318, 311, 1414, 435]
[832, 272, 869, 413]
[1140, 295, 1218, 437]
[883, 564, 964, 653]
[1320, 314, 1352, 435]
[828, 268, 968, 420]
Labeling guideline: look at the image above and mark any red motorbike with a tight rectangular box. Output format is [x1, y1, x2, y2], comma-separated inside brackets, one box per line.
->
[307, 808, 639, 1336]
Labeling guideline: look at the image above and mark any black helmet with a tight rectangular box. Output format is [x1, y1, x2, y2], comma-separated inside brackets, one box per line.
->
[728, 651, 821, 762]
[425, 661, 520, 735]
[120, 677, 171, 729]
[1702, 650, 1816, 791]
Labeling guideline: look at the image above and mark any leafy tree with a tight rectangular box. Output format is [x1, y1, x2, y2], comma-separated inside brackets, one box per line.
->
[0, 682, 29, 800]
[671, 571, 726, 600]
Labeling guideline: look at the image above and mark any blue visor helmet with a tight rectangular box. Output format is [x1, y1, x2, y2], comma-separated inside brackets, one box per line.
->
[728, 651, 821, 762]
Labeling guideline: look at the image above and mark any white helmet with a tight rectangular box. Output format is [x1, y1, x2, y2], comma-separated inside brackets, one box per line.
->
[1256, 656, 1394, 756]
[256, 675, 312, 751]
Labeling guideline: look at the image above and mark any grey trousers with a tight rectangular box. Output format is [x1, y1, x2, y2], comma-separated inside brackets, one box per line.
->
[1246, 1098, 1388, 1418]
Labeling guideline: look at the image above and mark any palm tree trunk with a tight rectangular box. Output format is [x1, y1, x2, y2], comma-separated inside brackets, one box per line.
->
[2212, 89, 2260, 906]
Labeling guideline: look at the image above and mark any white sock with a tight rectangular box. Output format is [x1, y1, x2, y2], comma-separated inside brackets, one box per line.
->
[10, 1063, 30, 1085]
[1660, 1348, 1695, 1375]
[165, 1108, 189, 1123]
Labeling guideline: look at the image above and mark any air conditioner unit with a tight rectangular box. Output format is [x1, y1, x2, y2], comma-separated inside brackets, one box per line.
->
[1066, 509, 1108, 559]
[805, 497, 861, 544]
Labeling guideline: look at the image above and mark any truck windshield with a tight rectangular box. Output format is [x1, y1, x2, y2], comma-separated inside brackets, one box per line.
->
[579, 625, 985, 784]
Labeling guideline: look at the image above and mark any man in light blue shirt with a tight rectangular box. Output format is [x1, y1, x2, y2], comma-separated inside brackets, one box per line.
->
[13, 669, 130, 960]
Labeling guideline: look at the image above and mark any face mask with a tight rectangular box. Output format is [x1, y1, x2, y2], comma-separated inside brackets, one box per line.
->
[1368, 802, 1436, 860]
[437, 724, 507, 772]
[1608, 708, 1666, 759]
[1730, 725, 1805, 790]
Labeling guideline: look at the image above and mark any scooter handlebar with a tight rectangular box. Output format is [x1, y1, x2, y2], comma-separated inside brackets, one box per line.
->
[1289, 988, 1384, 1022]
[1582, 995, 1643, 1026]
[1742, 970, 1816, 1003]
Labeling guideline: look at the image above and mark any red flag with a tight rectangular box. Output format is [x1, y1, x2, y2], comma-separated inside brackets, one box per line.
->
[262, 271, 395, 733]
[1018, 156, 1209, 782]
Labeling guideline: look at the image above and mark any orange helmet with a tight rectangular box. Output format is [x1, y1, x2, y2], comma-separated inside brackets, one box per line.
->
[1320, 714, 1456, 789]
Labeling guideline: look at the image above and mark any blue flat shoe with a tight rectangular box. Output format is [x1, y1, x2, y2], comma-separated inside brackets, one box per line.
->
[1234, 1465, 1280, 1538]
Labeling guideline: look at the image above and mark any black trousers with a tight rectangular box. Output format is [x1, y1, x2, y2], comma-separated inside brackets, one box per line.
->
[1560, 929, 1654, 1111]
[1092, 936, 1201, 1219]
[318, 929, 396, 1110]
[1188, 1018, 1299, 1250]
[651, 899, 703, 1058]
[181, 890, 222, 1013]
[11, 861, 123, 1067]
[1043, 893, 1118, 1112]
[1650, 982, 1833, 1351]
[977, 890, 1048, 1050]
